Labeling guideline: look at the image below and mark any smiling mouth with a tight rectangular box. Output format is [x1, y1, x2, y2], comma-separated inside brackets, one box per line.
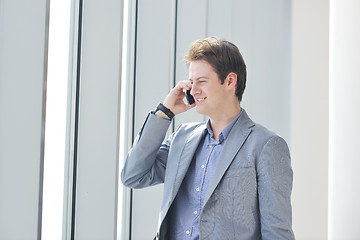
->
[196, 97, 207, 103]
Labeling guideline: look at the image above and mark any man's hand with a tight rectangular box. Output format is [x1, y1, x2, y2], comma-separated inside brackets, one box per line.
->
[156, 80, 195, 119]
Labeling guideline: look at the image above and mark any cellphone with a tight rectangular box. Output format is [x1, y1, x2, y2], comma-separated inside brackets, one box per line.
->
[185, 89, 195, 105]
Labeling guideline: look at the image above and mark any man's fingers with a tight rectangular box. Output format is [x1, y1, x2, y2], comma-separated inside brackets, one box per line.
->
[175, 80, 192, 91]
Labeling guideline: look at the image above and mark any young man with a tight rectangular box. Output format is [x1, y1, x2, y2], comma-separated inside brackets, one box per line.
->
[121, 37, 295, 239]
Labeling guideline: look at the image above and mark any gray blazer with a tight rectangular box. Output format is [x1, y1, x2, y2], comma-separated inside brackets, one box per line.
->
[121, 110, 295, 239]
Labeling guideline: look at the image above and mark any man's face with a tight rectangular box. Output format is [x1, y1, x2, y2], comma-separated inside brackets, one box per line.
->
[189, 60, 229, 119]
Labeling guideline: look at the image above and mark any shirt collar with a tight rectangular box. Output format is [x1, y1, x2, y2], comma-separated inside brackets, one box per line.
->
[205, 108, 243, 143]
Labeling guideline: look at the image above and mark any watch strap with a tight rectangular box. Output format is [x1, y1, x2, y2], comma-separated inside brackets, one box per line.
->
[155, 103, 175, 120]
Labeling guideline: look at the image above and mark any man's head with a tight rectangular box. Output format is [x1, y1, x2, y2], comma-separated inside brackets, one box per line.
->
[184, 37, 247, 102]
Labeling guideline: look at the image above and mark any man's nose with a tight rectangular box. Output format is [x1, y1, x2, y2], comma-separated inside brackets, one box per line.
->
[190, 84, 198, 95]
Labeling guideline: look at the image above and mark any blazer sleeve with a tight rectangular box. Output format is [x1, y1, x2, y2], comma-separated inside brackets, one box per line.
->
[256, 136, 295, 239]
[121, 113, 173, 189]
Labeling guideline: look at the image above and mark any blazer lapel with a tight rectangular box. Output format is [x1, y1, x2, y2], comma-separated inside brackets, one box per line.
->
[159, 123, 206, 225]
[170, 124, 206, 200]
[203, 110, 255, 206]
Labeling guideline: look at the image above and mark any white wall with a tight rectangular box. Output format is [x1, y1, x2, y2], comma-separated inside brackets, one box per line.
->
[0, 0, 49, 239]
[329, 0, 360, 238]
[290, 0, 330, 239]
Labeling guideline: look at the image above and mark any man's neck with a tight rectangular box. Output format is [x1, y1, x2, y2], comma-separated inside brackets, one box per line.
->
[209, 106, 241, 141]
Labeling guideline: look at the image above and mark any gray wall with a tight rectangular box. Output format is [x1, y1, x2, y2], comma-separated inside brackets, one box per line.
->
[65, 0, 123, 239]
[0, 0, 49, 239]
[131, 1, 174, 239]
[0, 0, 124, 239]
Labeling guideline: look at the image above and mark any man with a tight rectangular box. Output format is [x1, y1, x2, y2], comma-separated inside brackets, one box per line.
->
[121, 37, 295, 239]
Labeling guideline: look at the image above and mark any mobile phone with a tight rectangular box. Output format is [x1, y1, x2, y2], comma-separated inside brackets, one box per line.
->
[185, 89, 195, 105]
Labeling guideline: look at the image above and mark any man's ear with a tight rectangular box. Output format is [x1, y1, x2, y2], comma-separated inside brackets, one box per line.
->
[225, 72, 238, 87]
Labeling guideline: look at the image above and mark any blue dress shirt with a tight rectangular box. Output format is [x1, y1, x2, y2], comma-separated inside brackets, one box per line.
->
[168, 111, 243, 240]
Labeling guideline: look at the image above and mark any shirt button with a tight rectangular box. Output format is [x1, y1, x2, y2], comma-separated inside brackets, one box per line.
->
[196, 187, 200, 192]
[194, 211, 198, 215]
[209, 144, 213, 147]
[201, 164, 205, 169]
[186, 230, 190, 235]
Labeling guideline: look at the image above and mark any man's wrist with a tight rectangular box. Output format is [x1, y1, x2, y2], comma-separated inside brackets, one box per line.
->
[153, 103, 175, 120]
[154, 109, 170, 120]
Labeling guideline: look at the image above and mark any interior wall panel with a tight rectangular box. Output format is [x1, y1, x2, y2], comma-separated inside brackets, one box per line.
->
[291, 0, 329, 238]
[72, 0, 123, 239]
[329, 0, 360, 238]
[0, 0, 50, 239]
[131, 0, 173, 239]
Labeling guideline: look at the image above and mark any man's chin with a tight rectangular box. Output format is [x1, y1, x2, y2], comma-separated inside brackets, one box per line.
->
[195, 106, 206, 115]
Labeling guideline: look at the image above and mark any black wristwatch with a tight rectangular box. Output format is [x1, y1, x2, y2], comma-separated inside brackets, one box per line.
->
[154, 103, 175, 120]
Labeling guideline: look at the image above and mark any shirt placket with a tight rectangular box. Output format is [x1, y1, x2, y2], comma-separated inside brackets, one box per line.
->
[188, 138, 216, 239]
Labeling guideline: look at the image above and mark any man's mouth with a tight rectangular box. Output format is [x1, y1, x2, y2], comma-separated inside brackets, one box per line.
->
[196, 97, 206, 103]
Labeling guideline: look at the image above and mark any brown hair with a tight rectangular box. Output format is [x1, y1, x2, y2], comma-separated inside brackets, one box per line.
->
[185, 37, 247, 102]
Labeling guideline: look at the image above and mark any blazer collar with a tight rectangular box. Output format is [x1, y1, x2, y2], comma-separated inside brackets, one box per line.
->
[203, 109, 255, 205]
